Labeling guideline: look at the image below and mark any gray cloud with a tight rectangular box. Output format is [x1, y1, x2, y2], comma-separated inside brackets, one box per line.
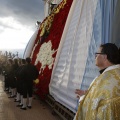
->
[0, 0, 44, 30]
[0, 23, 19, 30]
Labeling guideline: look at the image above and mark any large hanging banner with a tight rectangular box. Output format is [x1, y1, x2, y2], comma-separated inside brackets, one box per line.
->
[49, 0, 119, 113]
[30, 0, 73, 99]
[49, 0, 101, 112]
[23, 28, 39, 59]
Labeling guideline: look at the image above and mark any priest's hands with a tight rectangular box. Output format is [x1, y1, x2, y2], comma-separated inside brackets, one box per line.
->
[75, 89, 87, 98]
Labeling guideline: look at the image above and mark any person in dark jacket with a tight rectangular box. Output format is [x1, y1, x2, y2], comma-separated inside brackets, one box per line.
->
[9, 58, 19, 98]
[20, 57, 39, 110]
[7, 59, 15, 97]
[15, 59, 26, 106]
[3, 61, 10, 91]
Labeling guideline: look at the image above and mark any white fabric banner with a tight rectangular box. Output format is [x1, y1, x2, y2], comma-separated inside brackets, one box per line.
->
[23, 28, 39, 59]
[49, 0, 99, 112]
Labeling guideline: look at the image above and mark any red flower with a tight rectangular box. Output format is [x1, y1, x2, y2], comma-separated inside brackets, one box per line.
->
[31, 0, 73, 100]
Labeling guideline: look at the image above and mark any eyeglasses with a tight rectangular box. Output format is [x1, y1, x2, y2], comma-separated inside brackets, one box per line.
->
[95, 52, 105, 57]
[95, 52, 105, 55]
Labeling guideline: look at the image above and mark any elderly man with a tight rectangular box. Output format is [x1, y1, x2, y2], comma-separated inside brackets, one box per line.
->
[75, 43, 120, 120]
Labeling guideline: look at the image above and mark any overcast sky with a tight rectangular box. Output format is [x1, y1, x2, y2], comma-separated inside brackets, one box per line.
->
[0, 0, 44, 50]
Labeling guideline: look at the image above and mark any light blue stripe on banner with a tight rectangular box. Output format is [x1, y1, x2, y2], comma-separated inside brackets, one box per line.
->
[100, 0, 118, 43]
[81, 0, 118, 91]
[110, 0, 120, 47]
[75, 0, 101, 110]
[81, 0, 101, 91]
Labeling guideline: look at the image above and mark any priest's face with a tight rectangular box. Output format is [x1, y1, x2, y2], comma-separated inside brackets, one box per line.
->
[95, 47, 106, 69]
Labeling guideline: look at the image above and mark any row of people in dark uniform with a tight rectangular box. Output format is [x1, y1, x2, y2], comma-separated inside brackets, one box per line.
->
[3, 57, 39, 110]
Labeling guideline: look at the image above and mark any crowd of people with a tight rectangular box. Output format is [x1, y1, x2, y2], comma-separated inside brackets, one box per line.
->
[0, 55, 39, 110]
[0, 43, 120, 119]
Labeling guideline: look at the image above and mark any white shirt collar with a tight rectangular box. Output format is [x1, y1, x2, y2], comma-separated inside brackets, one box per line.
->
[103, 64, 120, 73]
